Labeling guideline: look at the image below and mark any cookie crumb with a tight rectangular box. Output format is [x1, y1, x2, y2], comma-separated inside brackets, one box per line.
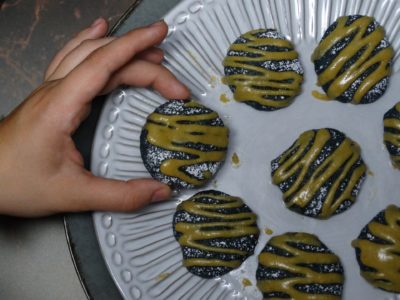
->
[242, 278, 252, 287]
[220, 93, 230, 103]
[264, 228, 274, 235]
[156, 272, 171, 282]
[231, 152, 240, 167]
[209, 75, 218, 88]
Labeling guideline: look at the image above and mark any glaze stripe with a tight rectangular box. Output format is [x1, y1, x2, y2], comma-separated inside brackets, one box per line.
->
[173, 190, 259, 278]
[142, 100, 229, 188]
[256, 232, 344, 299]
[384, 102, 400, 168]
[352, 205, 400, 293]
[271, 128, 366, 219]
[223, 29, 303, 111]
[312, 15, 393, 104]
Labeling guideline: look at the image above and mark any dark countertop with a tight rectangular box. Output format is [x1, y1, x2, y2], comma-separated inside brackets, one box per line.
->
[0, 0, 133, 116]
[0, 1, 132, 299]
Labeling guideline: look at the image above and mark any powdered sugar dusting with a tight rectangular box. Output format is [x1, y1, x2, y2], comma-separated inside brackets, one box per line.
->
[141, 100, 228, 190]
[261, 58, 304, 75]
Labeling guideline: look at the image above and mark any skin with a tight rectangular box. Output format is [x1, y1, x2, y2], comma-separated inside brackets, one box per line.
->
[0, 18, 190, 217]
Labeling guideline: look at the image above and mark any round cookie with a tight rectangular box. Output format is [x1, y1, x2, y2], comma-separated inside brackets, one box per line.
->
[384, 102, 400, 169]
[172, 190, 259, 278]
[312, 15, 393, 104]
[256, 232, 344, 299]
[140, 100, 229, 190]
[223, 29, 304, 111]
[271, 128, 367, 219]
[352, 205, 400, 293]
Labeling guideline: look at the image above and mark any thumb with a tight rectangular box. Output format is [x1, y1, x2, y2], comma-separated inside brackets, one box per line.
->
[74, 175, 171, 212]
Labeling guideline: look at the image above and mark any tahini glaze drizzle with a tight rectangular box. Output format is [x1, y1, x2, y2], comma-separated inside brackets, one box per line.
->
[272, 128, 366, 219]
[223, 29, 303, 110]
[145, 101, 229, 187]
[312, 15, 393, 104]
[352, 205, 400, 293]
[175, 191, 258, 269]
[384, 102, 400, 169]
[257, 232, 344, 299]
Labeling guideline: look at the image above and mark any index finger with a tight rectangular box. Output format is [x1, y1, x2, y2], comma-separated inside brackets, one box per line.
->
[57, 21, 169, 104]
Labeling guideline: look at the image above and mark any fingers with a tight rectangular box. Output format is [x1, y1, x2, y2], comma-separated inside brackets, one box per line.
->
[69, 175, 171, 212]
[136, 47, 164, 64]
[45, 18, 108, 80]
[47, 42, 164, 81]
[46, 37, 116, 81]
[102, 59, 190, 98]
[43, 20, 189, 135]
[57, 21, 170, 103]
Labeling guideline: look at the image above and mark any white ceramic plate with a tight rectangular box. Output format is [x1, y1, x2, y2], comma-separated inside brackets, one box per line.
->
[92, 0, 400, 299]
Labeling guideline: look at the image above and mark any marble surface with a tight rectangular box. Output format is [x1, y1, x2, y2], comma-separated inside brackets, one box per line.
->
[0, 0, 132, 116]
[0, 1, 133, 299]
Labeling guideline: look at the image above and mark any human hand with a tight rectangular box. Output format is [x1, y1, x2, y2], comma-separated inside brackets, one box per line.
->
[0, 18, 189, 217]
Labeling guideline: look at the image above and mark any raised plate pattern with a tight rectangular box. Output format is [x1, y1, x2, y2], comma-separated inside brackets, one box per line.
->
[93, 0, 400, 299]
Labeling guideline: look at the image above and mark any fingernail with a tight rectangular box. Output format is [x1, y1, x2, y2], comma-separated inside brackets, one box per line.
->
[150, 20, 166, 28]
[90, 18, 103, 28]
[151, 187, 171, 203]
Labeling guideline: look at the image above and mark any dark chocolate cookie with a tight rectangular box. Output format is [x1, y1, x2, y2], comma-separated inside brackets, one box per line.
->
[256, 232, 344, 299]
[384, 102, 400, 169]
[140, 100, 229, 190]
[173, 190, 259, 278]
[223, 29, 303, 111]
[352, 205, 400, 293]
[312, 15, 393, 104]
[271, 128, 367, 219]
